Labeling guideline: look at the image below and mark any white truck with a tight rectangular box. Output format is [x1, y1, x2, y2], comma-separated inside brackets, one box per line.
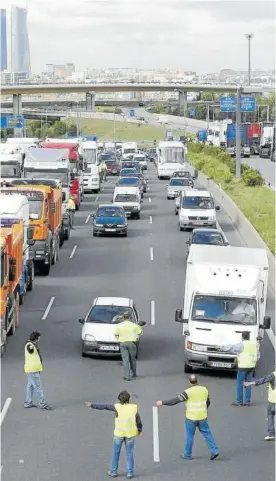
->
[157, 141, 186, 179]
[83, 164, 100, 194]
[121, 142, 138, 160]
[0, 153, 22, 182]
[0, 194, 35, 304]
[175, 245, 271, 373]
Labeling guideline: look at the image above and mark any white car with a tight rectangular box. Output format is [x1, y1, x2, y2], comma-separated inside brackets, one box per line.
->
[167, 177, 194, 199]
[113, 186, 142, 219]
[178, 189, 220, 230]
[79, 297, 146, 357]
[133, 154, 147, 171]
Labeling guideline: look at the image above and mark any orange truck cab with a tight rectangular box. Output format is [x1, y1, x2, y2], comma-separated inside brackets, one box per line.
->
[2, 184, 63, 276]
[0, 219, 24, 355]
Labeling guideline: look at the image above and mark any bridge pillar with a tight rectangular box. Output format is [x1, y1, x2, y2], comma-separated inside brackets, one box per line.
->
[86, 92, 95, 112]
[178, 91, 187, 117]
[13, 94, 23, 137]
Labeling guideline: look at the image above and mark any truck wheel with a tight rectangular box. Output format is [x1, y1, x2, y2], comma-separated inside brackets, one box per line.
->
[184, 361, 192, 373]
[14, 295, 20, 328]
[41, 263, 51, 276]
[51, 245, 57, 265]
[76, 204, 80, 211]
[180, 226, 185, 231]
[19, 285, 26, 305]
[59, 230, 64, 248]
[135, 213, 140, 220]
[27, 263, 34, 292]
[64, 229, 70, 240]
[175, 210, 178, 215]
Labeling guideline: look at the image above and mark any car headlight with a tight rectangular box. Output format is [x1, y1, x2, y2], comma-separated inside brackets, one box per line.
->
[84, 334, 97, 342]
[180, 215, 188, 220]
[133, 206, 139, 210]
[94, 223, 103, 227]
[209, 216, 216, 221]
[117, 224, 126, 227]
[187, 341, 207, 352]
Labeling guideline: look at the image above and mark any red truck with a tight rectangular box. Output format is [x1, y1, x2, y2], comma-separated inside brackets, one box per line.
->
[40, 142, 82, 210]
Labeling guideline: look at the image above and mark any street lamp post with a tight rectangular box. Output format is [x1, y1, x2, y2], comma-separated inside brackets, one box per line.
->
[245, 33, 254, 86]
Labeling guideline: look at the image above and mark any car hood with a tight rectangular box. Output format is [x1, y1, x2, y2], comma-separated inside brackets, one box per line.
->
[82, 323, 118, 343]
[95, 216, 125, 224]
[180, 208, 215, 216]
[168, 185, 191, 191]
[188, 322, 256, 346]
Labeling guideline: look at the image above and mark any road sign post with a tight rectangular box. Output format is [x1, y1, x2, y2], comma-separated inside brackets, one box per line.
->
[236, 89, 242, 179]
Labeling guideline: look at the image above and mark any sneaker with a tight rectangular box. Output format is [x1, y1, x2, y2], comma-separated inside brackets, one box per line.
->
[231, 402, 244, 406]
[40, 405, 53, 410]
[107, 471, 117, 477]
[179, 455, 192, 460]
[210, 453, 219, 460]
[126, 475, 133, 479]
[24, 403, 37, 408]
[245, 402, 251, 407]
[264, 435, 275, 441]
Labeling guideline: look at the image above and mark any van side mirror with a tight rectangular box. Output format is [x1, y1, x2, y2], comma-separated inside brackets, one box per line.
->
[215, 206, 220, 211]
[27, 226, 34, 240]
[9, 257, 16, 282]
[51, 202, 56, 213]
[175, 309, 183, 323]
[62, 192, 66, 202]
[189, 180, 194, 186]
[78, 318, 84, 324]
[261, 316, 271, 330]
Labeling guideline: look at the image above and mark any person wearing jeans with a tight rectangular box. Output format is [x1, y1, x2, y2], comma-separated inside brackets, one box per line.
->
[220, 331, 259, 406]
[156, 374, 219, 460]
[24, 331, 52, 410]
[245, 370, 276, 441]
[85, 390, 142, 478]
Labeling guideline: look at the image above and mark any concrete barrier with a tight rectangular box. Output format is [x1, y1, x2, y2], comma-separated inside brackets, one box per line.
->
[192, 167, 275, 296]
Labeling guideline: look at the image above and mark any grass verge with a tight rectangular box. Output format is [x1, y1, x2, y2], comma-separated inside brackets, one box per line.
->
[188, 146, 275, 254]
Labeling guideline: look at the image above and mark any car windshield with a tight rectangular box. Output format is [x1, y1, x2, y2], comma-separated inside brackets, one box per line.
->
[100, 153, 115, 160]
[192, 232, 224, 245]
[182, 196, 214, 209]
[24, 170, 69, 186]
[96, 207, 123, 217]
[28, 200, 43, 219]
[124, 148, 136, 154]
[115, 194, 138, 202]
[191, 295, 257, 325]
[172, 172, 190, 178]
[170, 178, 189, 186]
[87, 306, 134, 323]
[0, 164, 21, 178]
[83, 149, 96, 164]
[119, 178, 139, 185]
[105, 160, 117, 166]
[120, 169, 136, 175]
[134, 157, 145, 162]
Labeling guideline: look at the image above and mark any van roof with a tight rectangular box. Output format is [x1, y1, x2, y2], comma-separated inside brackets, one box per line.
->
[94, 297, 133, 307]
[184, 189, 212, 197]
[188, 245, 268, 268]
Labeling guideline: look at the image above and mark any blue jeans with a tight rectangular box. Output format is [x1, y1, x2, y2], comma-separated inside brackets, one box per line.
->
[24, 373, 47, 408]
[237, 370, 253, 404]
[185, 419, 219, 459]
[111, 436, 135, 476]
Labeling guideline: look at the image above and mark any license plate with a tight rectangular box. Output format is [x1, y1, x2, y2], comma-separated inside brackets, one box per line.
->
[100, 345, 119, 351]
[112, 170, 117, 173]
[193, 221, 203, 225]
[105, 228, 116, 232]
[209, 362, 232, 368]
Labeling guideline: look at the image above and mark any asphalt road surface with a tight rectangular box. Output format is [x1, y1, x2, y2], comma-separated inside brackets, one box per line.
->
[243, 155, 275, 190]
[1, 163, 275, 481]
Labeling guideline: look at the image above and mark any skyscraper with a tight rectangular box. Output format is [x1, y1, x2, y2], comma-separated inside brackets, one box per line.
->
[1, 9, 7, 71]
[7, 5, 31, 74]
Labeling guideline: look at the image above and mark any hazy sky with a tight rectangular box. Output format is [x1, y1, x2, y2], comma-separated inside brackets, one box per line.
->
[3, 0, 275, 73]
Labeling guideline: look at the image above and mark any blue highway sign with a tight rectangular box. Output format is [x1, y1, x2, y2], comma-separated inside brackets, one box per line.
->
[220, 96, 256, 113]
[1, 115, 25, 129]
[241, 96, 256, 112]
[220, 96, 236, 112]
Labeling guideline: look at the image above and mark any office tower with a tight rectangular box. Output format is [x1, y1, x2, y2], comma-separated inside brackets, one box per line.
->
[1, 9, 7, 71]
[7, 5, 31, 74]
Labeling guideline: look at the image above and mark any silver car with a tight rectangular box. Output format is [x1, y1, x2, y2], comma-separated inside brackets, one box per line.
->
[167, 177, 194, 200]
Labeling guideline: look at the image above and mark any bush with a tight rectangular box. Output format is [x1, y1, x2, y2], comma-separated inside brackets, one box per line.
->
[242, 168, 264, 186]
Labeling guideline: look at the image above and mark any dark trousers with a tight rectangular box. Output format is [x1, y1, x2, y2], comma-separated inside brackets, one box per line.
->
[120, 342, 137, 380]
[267, 402, 275, 435]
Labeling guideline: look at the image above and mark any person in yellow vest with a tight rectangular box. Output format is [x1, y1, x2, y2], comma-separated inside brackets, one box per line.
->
[244, 370, 276, 440]
[99, 159, 107, 181]
[114, 312, 142, 381]
[24, 331, 52, 410]
[219, 331, 259, 406]
[156, 375, 219, 460]
[67, 195, 76, 228]
[85, 390, 142, 478]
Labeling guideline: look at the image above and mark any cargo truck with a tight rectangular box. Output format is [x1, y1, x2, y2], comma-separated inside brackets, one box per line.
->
[0, 219, 25, 355]
[0, 195, 35, 304]
[175, 245, 271, 373]
[2, 183, 63, 275]
[0, 153, 22, 182]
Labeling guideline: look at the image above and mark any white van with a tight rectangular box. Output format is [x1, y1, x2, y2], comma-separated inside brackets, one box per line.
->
[113, 186, 141, 219]
[82, 141, 97, 165]
[121, 142, 138, 160]
[178, 189, 220, 230]
[83, 164, 100, 193]
[157, 141, 186, 179]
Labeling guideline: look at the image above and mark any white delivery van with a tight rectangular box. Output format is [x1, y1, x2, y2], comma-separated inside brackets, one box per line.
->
[82, 141, 97, 165]
[83, 164, 100, 194]
[178, 189, 220, 230]
[121, 142, 138, 160]
[175, 245, 271, 373]
[113, 186, 141, 219]
[157, 141, 186, 179]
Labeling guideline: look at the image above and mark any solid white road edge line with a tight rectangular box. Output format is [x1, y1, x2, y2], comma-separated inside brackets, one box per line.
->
[85, 214, 90, 224]
[95, 196, 99, 202]
[152, 406, 160, 462]
[42, 297, 55, 320]
[149, 215, 153, 224]
[149, 197, 152, 203]
[150, 247, 154, 261]
[151, 300, 156, 326]
[0, 398, 12, 427]
[70, 245, 78, 259]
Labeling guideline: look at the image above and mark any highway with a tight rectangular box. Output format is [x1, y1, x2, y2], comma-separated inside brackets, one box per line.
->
[1, 163, 275, 481]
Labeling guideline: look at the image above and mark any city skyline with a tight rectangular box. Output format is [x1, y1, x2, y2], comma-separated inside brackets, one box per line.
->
[1, 0, 275, 74]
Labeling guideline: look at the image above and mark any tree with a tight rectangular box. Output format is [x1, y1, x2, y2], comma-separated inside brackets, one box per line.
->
[52, 120, 66, 136]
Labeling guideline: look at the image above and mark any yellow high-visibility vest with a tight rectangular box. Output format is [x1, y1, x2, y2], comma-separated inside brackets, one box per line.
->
[237, 341, 258, 369]
[184, 385, 208, 421]
[114, 403, 138, 438]
[268, 371, 276, 403]
[67, 198, 75, 210]
[24, 342, 43, 373]
[114, 320, 142, 343]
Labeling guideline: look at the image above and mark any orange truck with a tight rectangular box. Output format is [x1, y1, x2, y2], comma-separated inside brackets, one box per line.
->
[0, 219, 24, 355]
[2, 182, 63, 276]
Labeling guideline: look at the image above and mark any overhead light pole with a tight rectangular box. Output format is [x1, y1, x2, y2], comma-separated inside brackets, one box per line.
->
[245, 33, 253, 86]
